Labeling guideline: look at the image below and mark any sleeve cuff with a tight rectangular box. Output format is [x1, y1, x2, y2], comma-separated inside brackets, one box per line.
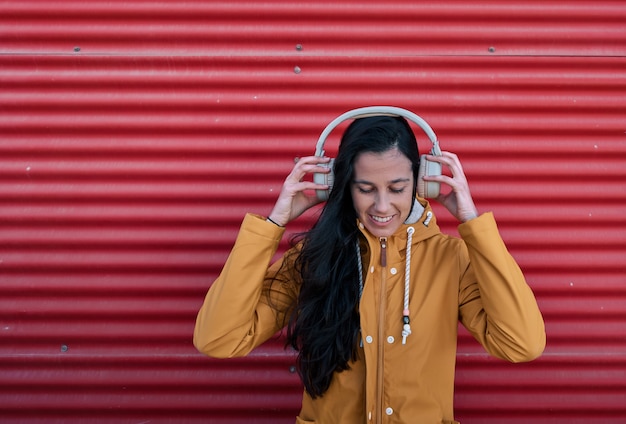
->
[458, 211, 497, 239]
[241, 213, 286, 240]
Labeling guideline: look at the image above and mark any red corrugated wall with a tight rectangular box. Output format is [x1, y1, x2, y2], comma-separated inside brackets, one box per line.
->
[1, 1, 625, 423]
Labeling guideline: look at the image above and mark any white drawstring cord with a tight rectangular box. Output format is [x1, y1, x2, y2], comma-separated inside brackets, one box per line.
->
[402, 227, 414, 344]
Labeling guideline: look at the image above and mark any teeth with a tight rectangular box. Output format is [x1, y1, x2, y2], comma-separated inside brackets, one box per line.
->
[371, 215, 392, 223]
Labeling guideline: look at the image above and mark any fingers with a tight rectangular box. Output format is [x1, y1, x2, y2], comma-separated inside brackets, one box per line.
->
[424, 151, 463, 174]
[280, 156, 332, 198]
[271, 156, 331, 224]
[423, 151, 478, 222]
[286, 155, 331, 186]
[292, 155, 331, 171]
[423, 151, 468, 184]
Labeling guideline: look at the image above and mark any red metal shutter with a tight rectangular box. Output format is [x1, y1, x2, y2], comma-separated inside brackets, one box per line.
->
[1, 1, 625, 423]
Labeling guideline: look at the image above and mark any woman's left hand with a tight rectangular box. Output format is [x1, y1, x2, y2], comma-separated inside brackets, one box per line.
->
[422, 151, 479, 223]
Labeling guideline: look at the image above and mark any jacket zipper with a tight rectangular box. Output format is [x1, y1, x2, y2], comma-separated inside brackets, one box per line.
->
[380, 237, 387, 267]
[376, 237, 387, 423]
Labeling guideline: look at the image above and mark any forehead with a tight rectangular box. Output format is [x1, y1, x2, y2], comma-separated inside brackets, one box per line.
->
[352, 149, 413, 182]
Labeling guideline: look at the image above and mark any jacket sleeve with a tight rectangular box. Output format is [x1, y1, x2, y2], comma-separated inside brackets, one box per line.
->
[457, 212, 546, 362]
[193, 213, 298, 358]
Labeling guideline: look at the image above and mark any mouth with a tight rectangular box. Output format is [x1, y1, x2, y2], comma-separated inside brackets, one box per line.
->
[370, 214, 394, 224]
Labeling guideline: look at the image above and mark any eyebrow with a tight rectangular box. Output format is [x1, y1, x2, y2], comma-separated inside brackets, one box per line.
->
[353, 178, 412, 185]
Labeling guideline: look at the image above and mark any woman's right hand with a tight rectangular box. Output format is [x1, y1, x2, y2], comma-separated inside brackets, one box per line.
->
[266, 155, 332, 226]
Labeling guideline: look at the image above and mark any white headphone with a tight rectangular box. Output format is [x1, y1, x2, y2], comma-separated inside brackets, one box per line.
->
[313, 106, 443, 201]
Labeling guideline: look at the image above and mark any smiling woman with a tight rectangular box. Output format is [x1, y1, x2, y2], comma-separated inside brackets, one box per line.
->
[351, 149, 415, 238]
[193, 107, 546, 424]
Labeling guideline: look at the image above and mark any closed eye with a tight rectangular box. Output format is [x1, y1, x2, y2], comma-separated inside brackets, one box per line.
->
[354, 184, 408, 194]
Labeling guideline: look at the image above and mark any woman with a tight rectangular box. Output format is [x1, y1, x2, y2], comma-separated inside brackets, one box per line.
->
[193, 112, 546, 423]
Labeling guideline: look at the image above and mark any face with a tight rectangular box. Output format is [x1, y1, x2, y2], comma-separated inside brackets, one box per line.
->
[351, 148, 415, 238]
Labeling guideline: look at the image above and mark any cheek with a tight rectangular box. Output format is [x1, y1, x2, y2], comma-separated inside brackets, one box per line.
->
[351, 191, 367, 216]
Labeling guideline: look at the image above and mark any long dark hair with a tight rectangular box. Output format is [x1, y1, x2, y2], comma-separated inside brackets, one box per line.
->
[286, 115, 420, 398]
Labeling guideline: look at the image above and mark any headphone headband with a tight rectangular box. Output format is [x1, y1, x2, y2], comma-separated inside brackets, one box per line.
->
[314, 106, 441, 158]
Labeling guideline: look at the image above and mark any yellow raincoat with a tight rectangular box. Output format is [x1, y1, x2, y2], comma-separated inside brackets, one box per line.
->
[194, 200, 545, 423]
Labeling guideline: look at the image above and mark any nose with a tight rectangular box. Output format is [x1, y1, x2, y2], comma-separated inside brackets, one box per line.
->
[374, 192, 391, 213]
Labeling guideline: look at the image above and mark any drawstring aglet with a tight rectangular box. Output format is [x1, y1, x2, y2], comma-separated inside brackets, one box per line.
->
[402, 323, 412, 345]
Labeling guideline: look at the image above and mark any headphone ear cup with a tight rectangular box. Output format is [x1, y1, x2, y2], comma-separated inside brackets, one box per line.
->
[417, 155, 441, 198]
[314, 158, 335, 201]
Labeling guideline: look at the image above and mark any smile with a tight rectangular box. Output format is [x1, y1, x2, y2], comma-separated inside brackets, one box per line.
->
[370, 215, 393, 223]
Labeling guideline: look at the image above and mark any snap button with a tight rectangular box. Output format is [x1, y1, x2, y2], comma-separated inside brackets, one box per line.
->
[365, 336, 373, 344]
[387, 336, 395, 344]
[386, 407, 393, 415]
[390, 267, 397, 275]
[370, 266, 375, 273]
